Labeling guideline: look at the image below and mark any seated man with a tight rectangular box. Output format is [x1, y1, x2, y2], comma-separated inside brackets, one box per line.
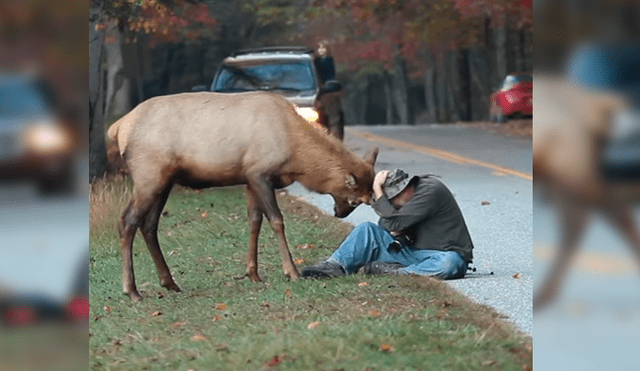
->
[301, 169, 474, 279]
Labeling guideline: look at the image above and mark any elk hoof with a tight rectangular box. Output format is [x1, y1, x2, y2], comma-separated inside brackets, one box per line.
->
[285, 269, 300, 280]
[247, 271, 261, 282]
[128, 290, 143, 302]
[162, 281, 182, 292]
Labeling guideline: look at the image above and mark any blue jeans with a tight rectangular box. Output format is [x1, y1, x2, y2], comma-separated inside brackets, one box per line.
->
[329, 222, 467, 280]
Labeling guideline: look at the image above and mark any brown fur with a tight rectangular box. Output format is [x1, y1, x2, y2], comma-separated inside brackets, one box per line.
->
[533, 75, 640, 309]
[108, 91, 378, 301]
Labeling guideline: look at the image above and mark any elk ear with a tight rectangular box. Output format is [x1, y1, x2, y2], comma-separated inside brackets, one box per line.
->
[345, 173, 357, 189]
[364, 147, 378, 166]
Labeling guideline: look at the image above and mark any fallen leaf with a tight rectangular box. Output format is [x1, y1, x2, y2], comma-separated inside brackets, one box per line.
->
[151, 311, 163, 317]
[442, 300, 452, 308]
[213, 315, 223, 322]
[307, 321, 321, 329]
[190, 334, 206, 341]
[265, 354, 282, 367]
[368, 310, 381, 317]
[481, 360, 497, 366]
[513, 273, 522, 279]
[104, 306, 113, 313]
[215, 303, 227, 310]
[170, 321, 186, 328]
[285, 289, 292, 298]
[437, 309, 448, 318]
[261, 301, 271, 308]
[201, 211, 208, 218]
[295, 243, 316, 249]
[379, 344, 395, 352]
[358, 282, 370, 287]
[156, 291, 164, 299]
[481, 201, 491, 205]
[294, 258, 305, 264]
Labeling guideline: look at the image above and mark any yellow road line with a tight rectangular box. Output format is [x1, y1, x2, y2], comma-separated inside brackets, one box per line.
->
[349, 129, 533, 181]
[534, 244, 638, 275]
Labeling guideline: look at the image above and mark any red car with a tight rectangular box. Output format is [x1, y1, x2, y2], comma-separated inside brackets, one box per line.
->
[489, 73, 533, 123]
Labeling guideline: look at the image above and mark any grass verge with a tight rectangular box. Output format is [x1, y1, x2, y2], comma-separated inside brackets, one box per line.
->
[89, 177, 532, 370]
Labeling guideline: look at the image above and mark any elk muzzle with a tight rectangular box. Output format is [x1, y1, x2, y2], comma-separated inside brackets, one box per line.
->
[333, 196, 361, 218]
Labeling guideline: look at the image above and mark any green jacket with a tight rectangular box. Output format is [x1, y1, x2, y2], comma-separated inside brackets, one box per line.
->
[372, 175, 474, 263]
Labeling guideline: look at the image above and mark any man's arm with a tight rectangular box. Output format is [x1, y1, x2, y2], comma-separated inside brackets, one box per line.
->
[372, 170, 389, 201]
[373, 181, 439, 233]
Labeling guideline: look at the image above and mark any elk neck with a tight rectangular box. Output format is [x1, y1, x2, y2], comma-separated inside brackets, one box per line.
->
[286, 125, 359, 194]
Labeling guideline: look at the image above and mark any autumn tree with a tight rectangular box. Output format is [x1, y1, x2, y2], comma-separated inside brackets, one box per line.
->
[299, 0, 532, 123]
[89, 0, 216, 179]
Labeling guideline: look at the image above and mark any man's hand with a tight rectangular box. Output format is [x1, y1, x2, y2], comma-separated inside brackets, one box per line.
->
[373, 170, 389, 200]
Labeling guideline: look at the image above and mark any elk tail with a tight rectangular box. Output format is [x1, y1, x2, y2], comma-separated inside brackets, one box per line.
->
[107, 112, 136, 156]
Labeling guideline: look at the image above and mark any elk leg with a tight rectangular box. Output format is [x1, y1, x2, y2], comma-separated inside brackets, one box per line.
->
[602, 205, 640, 268]
[534, 198, 590, 310]
[248, 178, 300, 280]
[246, 186, 264, 282]
[140, 185, 180, 292]
[119, 195, 157, 302]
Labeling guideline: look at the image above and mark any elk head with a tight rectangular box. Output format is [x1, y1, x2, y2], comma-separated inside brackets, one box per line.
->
[332, 147, 378, 218]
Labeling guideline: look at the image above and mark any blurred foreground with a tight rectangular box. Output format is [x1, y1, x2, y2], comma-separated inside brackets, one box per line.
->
[534, 0, 640, 369]
[0, 1, 88, 370]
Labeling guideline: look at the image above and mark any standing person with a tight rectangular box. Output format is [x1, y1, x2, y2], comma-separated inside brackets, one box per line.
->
[314, 40, 336, 83]
[301, 169, 474, 279]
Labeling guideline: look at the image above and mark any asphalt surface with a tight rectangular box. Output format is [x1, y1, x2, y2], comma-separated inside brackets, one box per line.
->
[285, 124, 533, 334]
[533, 191, 640, 370]
[0, 155, 88, 303]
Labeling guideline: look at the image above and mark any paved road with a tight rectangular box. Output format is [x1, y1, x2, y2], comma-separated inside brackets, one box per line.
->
[286, 124, 533, 334]
[0, 156, 88, 303]
[533, 191, 640, 370]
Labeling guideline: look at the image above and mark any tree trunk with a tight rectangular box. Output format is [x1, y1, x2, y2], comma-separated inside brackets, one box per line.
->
[383, 71, 394, 125]
[89, 5, 108, 180]
[391, 46, 412, 125]
[424, 50, 438, 123]
[468, 46, 492, 121]
[446, 50, 463, 122]
[436, 54, 449, 123]
[104, 24, 128, 119]
[493, 25, 508, 83]
[358, 78, 369, 126]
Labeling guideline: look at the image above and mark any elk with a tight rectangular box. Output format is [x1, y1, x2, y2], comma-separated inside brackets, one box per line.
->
[107, 91, 378, 301]
[533, 75, 640, 309]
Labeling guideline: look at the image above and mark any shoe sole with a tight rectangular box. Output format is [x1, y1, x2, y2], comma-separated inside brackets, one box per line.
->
[301, 269, 342, 279]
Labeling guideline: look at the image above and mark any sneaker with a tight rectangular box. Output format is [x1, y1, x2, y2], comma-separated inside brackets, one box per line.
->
[362, 261, 406, 276]
[301, 259, 346, 279]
